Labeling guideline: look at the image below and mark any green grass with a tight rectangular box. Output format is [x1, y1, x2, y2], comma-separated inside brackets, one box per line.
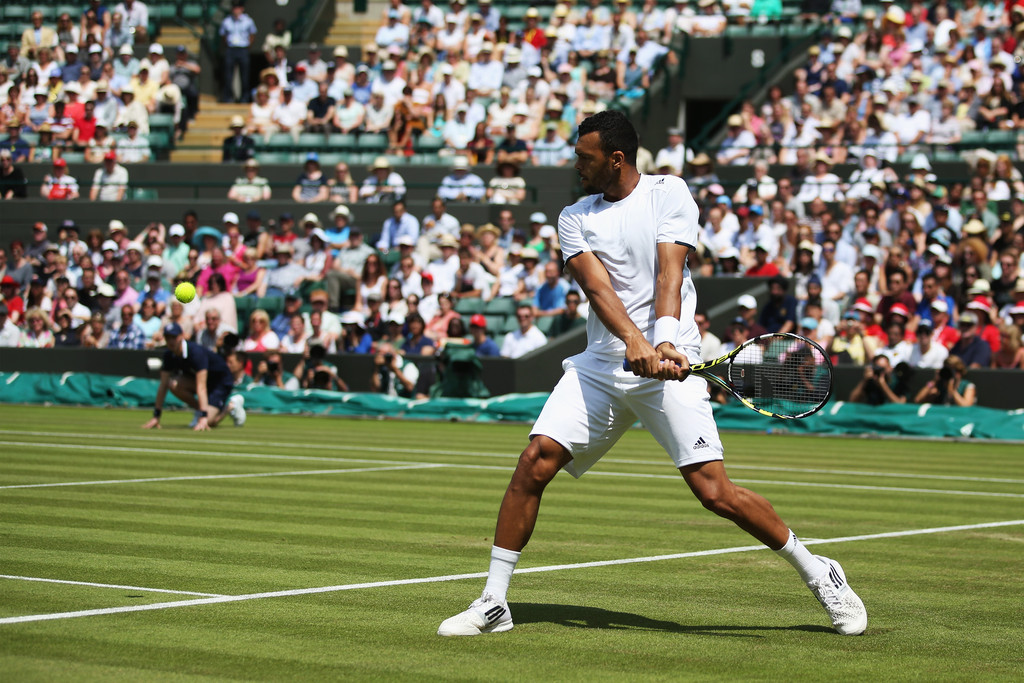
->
[1, 405, 1022, 681]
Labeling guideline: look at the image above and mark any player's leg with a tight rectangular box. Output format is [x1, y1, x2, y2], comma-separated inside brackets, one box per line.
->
[206, 382, 244, 427]
[681, 461, 867, 635]
[632, 375, 867, 635]
[168, 377, 199, 410]
[493, 436, 573, 552]
[438, 365, 633, 636]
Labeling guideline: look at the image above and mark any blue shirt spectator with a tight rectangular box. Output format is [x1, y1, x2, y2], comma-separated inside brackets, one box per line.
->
[219, 8, 257, 48]
[376, 201, 421, 250]
[1, 129, 31, 163]
[534, 267, 569, 315]
[110, 305, 147, 349]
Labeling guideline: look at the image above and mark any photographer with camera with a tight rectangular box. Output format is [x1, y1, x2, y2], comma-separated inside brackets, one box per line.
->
[914, 356, 977, 406]
[253, 351, 299, 390]
[294, 341, 349, 392]
[370, 342, 419, 398]
[848, 354, 910, 405]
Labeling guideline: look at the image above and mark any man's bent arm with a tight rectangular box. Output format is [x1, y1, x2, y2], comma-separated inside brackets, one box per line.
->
[566, 251, 661, 377]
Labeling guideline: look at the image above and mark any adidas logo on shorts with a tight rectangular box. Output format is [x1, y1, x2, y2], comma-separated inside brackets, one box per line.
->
[693, 437, 710, 450]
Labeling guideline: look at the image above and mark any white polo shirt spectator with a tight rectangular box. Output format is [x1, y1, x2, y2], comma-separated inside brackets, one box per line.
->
[501, 307, 548, 358]
[437, 159, 486, 202]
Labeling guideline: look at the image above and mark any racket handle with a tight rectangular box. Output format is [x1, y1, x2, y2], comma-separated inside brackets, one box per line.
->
[622, 359, 630, 371]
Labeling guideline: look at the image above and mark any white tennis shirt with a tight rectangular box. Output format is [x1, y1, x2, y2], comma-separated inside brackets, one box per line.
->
[557, 174, 702, 361]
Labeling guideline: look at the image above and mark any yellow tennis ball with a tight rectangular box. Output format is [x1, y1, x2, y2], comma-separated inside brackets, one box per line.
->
[175, 282, 196, 303]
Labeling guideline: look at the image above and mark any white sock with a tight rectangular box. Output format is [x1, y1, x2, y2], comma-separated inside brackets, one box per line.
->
[775, 530, 827, 583]
[482, 545, 520, 603]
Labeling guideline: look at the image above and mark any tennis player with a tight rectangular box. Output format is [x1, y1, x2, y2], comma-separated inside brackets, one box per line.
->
[438, 111, 866, 637]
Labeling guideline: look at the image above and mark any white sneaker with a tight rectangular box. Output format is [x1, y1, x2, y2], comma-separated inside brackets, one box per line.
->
[227, 394, 246, 427]
[807, 556, 867, 636]
[437, 593, 513, 636]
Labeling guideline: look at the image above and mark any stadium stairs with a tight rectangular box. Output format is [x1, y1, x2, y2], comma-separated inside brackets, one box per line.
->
[170, 96, 250, 164]
[324, 1, 383, 49]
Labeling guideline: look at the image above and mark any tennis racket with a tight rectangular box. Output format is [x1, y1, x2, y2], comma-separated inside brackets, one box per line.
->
[623, 332, 834, 419]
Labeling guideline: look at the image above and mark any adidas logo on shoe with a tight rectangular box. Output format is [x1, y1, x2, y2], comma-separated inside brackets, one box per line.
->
[693, 437, 710, 450]
[484, 605, 506, 624]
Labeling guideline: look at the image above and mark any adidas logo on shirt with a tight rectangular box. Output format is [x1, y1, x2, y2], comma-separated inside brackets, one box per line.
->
[693, 437, 710, 450]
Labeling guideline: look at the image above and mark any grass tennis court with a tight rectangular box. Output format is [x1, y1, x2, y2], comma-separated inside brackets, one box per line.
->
[1, 405, 1022, 680]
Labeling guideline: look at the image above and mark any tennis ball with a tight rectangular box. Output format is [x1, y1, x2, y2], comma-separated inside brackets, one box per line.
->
[175, 282, 196, 303]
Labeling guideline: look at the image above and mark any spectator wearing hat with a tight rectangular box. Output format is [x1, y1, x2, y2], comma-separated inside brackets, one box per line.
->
[116, 120, 151, 163]
[1, 119, 31, 163]
[425, 234, 461, 294]
[289, 64, 318, 105]
[437, 157, 486, 202]
[532, 124, 572, 167]
[222, 115, 255, 162]
[949, 311, 992, 368]
[0, 303, 20, 346]
[467, 313, 500, 356]
[219, 1, 257, 103]
[716, 114, 757, 166]
[0, 275, 25, 323]
[359, 156, 406, 204]
[291, 153, 329, 203]
[745, 240, 781, 277]
[377, 9, 412, 49]
[259, 243, 305, 297]
[228, 158, 270, 203]
[89, 151, 129, 201]
[40, 158, 79, 200]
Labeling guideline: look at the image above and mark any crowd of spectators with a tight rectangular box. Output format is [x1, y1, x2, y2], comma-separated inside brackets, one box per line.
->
[224, 0, 692, 176]
[0, 0, 199, 162]
[4, 0, 1024, 402]
[0, 200, 590, 397]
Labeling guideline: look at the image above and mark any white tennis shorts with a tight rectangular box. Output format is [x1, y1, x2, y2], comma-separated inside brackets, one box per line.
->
[531, 351, 725, 478]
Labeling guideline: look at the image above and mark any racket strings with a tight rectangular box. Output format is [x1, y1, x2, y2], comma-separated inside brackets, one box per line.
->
[727, 335, 832, 417]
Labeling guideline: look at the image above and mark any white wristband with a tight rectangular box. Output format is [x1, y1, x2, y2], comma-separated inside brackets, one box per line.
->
[653, 316, 680, 349]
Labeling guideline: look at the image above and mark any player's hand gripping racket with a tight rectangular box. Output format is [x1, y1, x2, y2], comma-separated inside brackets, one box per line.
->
[623, 332, 834, 419]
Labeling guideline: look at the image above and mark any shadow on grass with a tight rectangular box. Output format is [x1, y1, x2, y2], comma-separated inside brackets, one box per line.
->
[513, 603, 832, 638]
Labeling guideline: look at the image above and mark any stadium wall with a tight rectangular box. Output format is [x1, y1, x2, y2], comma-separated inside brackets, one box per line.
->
[1, 345, 1021, 410]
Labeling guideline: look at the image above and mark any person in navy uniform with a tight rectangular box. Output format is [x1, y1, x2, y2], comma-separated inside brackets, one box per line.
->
[142, 323, 246, 431]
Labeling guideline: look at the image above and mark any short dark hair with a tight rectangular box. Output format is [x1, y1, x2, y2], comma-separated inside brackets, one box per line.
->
[577, 110, 638, 165]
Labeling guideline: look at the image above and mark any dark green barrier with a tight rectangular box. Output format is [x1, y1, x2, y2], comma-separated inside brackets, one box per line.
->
[2, 372, 1022, 440]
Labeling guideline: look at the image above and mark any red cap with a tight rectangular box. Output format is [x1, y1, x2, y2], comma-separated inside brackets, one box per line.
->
[889, 303, 910, 318]
[420, 272, 434, 283]
[294, 64, 306, 72]
[1, 275, 16, 285]
[104, 150, 117, 160]
[469, 313, 487, 328]
[53, 158, 67, 167]
[966, 296, 991, 312]
[852, 298, 874, 314]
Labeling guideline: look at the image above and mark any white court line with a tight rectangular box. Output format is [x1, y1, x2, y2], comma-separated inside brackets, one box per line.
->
[3, 429, 1023, 485]
[0, 575, 225, 597]
[0, 464, 444, 490]
[2, 441, 1021, 499]
[2, 519, 1021, 626]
